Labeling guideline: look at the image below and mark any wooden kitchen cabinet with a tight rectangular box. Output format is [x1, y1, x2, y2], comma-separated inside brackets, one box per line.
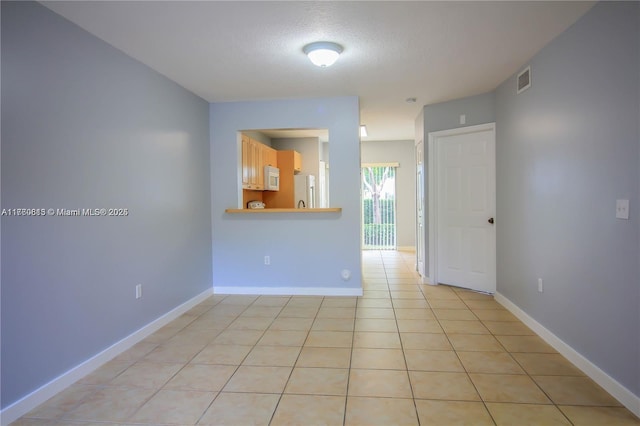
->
[241, 137, 299, 208]
[251, 140, 264, 190]
[241, 135, 251, 189]
[263, 145, 278, 167]
[241, 135, 264, 190]
[241, 135, 280, 192]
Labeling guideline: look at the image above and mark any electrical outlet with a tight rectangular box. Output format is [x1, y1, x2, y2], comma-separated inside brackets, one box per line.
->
[459, 114, 466, 125]
[264, 255, 270, 265]
[341, 269, 352, 281]
[537, 278, 543, 293]
[136, 284, 142, 299]
[616, 199, 629, 219]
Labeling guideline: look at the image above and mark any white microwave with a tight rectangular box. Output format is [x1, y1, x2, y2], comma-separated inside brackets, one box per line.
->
[264, 165, 280, 191]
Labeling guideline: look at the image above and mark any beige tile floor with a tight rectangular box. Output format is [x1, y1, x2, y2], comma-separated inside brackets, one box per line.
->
[13, 250, 640, 425]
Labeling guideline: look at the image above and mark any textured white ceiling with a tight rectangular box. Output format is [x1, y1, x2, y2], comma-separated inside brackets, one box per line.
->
[43, 1, 594, 141]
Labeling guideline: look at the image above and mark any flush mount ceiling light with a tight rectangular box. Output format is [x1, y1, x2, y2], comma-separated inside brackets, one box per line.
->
[303, 41, 343, 67]
[360, 125, 368, 137]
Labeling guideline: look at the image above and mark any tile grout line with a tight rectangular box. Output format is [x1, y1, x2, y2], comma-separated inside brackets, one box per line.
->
[418, 277, 501, 424]
[106, 296, 229, 424]
[443, 292, 498, 425]
[129, 294, 236, 425]
[193, 295, 289, 426]
[62, 295, 227, 425]
[342, 292, 362, 426]
[384, 252, 423, 425]
[457, 292, 580, 424]
[267, 295, 324, 426]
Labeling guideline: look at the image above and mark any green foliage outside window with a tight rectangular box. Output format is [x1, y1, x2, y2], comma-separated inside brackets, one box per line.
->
[362, 199, 395, 224]
[363, 223, 396, 246]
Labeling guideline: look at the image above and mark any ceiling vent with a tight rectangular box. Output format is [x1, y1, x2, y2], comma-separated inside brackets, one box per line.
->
[517, 66, 531, 94]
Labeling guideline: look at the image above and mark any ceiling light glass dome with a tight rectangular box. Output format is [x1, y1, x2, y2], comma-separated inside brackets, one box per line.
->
[303, 42, 343, 67]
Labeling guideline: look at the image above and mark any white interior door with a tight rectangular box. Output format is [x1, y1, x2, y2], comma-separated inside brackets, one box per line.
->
[430, 124, 495, 293]
[415, 140, 426, 280]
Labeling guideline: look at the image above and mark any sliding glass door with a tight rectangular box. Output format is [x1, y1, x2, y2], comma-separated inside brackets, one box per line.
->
[362, 165, 397, 250]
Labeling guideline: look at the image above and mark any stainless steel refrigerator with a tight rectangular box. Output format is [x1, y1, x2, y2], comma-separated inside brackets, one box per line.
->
[294, 174, 316, 208]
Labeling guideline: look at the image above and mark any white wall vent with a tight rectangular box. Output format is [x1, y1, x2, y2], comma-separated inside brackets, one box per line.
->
[517, 66, 531, 94]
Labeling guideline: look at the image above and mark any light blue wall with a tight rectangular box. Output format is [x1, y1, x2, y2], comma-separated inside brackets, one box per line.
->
[1, 1, 212, 408]
[210, 98, 362, 292]
[423, 92, 496, 136]
[361, 140, 416, 248]
[495, 1, 639, 396]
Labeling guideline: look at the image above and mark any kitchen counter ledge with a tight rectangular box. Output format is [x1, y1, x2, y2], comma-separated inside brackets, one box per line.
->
[225, 208, 342, 214]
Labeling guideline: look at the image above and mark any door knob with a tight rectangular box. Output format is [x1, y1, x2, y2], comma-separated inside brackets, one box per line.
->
[488, 217, 494, 224]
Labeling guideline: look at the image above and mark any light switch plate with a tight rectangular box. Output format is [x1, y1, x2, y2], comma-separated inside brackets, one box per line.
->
[616, 199, 629, 219]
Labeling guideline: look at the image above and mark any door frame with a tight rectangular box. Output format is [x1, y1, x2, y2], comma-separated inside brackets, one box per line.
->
[427, 122, 496, 290]
[415, 139, 426, 283]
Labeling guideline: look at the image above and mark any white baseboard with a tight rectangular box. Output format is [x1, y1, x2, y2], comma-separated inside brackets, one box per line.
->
[495, 292, 640, 418]
[422, 275, 434, 285]
[214, 286, 363, 297]
[1, 288, 213, 426]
